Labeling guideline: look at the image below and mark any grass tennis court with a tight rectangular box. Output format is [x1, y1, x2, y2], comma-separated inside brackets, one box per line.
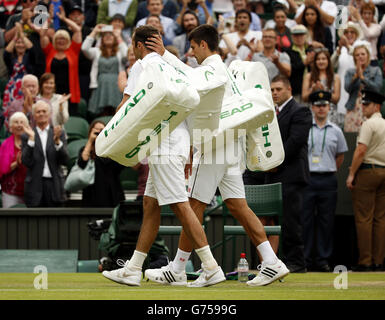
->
[1, 272, 385, 300]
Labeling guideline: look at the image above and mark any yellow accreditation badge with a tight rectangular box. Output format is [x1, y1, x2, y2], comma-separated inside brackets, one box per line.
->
[312, 156, 321, 164]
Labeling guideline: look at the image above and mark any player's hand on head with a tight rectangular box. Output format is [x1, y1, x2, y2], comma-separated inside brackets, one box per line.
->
[146, 34, 165, 55]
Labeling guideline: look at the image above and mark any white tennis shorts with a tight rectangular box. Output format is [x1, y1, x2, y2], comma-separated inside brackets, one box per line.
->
[187, 152, 245, 204]
[144, 155, 189, 206]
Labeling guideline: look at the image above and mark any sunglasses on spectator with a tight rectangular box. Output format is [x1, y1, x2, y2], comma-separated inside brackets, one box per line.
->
[262, 35, 276, 39]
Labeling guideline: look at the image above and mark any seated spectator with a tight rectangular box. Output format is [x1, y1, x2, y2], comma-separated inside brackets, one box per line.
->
[174, 0, 211, 35]
[295, 0, 337, 47]
[77, 120, 125, 207]
[302, 48, 340, 124]
[67, 4, 93, 102]
[3, 22, 33, 111]
[21, 100, 69, 207]
[39, 6, 82, 116]
[38, 73, 70, 127]
[146, 14, 172, 46]
[344, 42, 383, 132]
[136, 0, 176, 40]
[172, 10, 200, 62]
[82, 24, 127, 117]
[283, 24, 313, 101]
[250, 28, 292, 81]
[349, 1, 382, 66]
[96, 0, 138, 29]
[0, 112, 28, 208]
[300, 5, 333, 54]
[4, 74, 49, 129]
[221, 0, 262, 32]
[332, 22, 363, 128]
[219, 9, 262, 65]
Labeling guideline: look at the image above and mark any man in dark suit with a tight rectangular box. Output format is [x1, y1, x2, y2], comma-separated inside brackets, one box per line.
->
[265, 74, 312, 273]
[21, 100, 69, 207]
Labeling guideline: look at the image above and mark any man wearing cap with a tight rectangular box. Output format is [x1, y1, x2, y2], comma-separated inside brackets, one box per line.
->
[283, 24, 313, 101]
[346, 89, 385, 272]
[303, 90, 348, 272]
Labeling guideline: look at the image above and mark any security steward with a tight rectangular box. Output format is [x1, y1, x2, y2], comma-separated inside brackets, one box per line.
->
[346, 89, 385, 272]
[303, 90, 348, 272]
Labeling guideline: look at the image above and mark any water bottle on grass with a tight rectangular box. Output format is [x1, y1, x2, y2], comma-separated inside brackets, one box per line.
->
[238, 253, 249, 282]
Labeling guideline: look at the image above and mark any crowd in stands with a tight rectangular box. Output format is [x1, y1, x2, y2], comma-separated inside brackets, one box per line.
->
[0, 0, 384, 270]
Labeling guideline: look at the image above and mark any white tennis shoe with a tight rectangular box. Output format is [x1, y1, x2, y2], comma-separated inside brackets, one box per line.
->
[102, 260, 142, 286]
[145, 262, 187, 286]
[188, 265, 226, 287]
[247, 259, 289, 286]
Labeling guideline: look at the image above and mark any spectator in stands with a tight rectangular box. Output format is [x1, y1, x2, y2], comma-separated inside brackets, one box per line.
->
[81, 24, 127, 117]
[264, 2, 297, 30]
[300, 5, 333, 54]
[0, 112, 28, 208]
[136, 0, 176, 40]
[77, 120, 125, 207]
[146, 14, 172, 46]
[4, 0, 48, 78]
[0, 0, 22, 30]
[4, 74, 49, 129]
[39, 6, 82, 116]
[302, 48, 341, 124]
[219, 9, 262, 66]
[172, 10, 200, 62]
[96, 0, 138, 30]
[174, 0, 211, 35]
[110, 13, 132, 45]
[37, 72, 70, 127]
[72, 0, 99, 28]
[67, 4, 93, 103]
[266, 74, 312, 273]
[344, 42, 382, 132]
[349, 1, 382, 66]
[331, 22, 363, 128]
[271, 6, 293, 52]
[221, 0, 262, 32]
[295, 0, 337, 47]
[3, 22, 33, 111]
[303, 90, 348, 272]
[283, 24, 313, 101]
[250, 28, 292, 82]
[136, 0, 179, 22]
[21, 100, 69, 207]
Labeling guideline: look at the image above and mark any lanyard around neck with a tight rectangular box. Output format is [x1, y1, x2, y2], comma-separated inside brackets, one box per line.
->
[311, 125, 328, 155]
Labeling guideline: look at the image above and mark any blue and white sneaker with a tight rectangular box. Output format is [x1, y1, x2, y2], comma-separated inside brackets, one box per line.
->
[247, 259, 289, 286]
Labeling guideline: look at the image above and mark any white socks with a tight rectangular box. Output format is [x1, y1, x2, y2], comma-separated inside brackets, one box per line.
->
[171, 248, 191, 274]
[195, 245, 218, 271]
[257, 241, 278, 265]
[127, 250, 147, 271]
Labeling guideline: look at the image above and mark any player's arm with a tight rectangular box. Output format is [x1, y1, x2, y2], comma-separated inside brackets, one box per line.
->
[116, 94, 130, 113]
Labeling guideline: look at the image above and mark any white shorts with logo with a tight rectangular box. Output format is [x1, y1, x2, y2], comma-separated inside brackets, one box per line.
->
[144, 155, 189, 206]
[187, 150, 245, 204]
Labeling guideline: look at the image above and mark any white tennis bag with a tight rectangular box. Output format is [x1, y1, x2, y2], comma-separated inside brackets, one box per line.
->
[228, 60, 285, 171]
[95, 60, 200, 166]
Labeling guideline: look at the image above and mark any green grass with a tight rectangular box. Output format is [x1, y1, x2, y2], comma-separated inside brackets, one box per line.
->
[0, 272, 384, 300]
